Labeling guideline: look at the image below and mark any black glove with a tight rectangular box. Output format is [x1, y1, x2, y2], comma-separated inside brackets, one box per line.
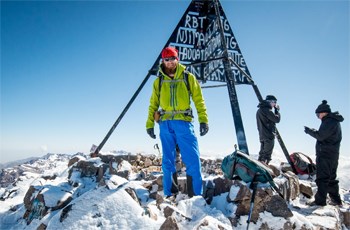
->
[147, 128, 156, 139]
[200, 123, 209, 136]
[304, 126, 311, 134]
[274, 105, 280, 114]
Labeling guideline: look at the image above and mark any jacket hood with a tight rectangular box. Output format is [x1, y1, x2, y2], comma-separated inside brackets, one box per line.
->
[325, 112, 344, 122]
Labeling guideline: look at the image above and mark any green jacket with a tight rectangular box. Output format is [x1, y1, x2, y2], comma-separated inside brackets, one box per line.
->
[146, 63, 208, 129]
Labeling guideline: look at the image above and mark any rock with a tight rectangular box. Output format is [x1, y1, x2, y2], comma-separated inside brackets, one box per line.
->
[229, 180, 292, 223]
[259, 222, 270, 230]
[152, 175, 163, 192]
[265, 195, 293, 218]
[160, 216, 179, 230]
[72, 160, 99, 178]
[213, 177, 234, 196]
[341, 209, 350, 228]
[163, 206, 175, 218]
[60, 204, 73, 222]
[23, 185, 38, 210]
[280, 162, 292, 173]
[24, 194, 47, 224]
[125, 187, 140, 205]
[42, 175, 57, 180]
[201, 158, 223, 175]
[99, 154, 138, 165]
[156, 193, 164, 209]
[283, 221, 294, 230]
[142, 206, 157, 220]
[203, 180, 215, 204]
[144, 158, 153, 168]
[228, 181, 251, 203]
[275, 171, 300, 201]
[97, 164, 109, 185]
[37, 223, 47, 230]
[110, 160, 134, 180]
[68, 156, 82, 167]
[283, 171, 300, 200]
[268, 164, 280, 177]
[197, 219, 209, 227]
[299, 181, 313, 198]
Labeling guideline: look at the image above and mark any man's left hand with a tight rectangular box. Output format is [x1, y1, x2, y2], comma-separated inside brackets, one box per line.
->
[200, 123, 209, 136]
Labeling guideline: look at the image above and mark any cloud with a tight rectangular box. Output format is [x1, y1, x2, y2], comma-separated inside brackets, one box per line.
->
[41, 145, 48, 152]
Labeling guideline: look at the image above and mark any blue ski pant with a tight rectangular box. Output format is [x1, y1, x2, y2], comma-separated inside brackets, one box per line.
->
[159, 120, 202, 196]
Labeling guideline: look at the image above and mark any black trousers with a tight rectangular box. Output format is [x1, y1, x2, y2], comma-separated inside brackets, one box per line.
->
[258, 138, 274, 163]
[315, 156, 341, 205]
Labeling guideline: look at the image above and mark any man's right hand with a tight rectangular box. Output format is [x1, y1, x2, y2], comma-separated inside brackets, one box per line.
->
[147, 128, 156, 139]
[304, 126, 311, 134]
[274, 105, 280, 114]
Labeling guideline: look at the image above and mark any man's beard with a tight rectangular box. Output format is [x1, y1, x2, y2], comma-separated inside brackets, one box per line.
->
[162, 64, 176, 75]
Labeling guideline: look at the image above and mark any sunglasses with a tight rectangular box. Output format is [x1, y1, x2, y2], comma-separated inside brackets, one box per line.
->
[163, 57, 177, 62]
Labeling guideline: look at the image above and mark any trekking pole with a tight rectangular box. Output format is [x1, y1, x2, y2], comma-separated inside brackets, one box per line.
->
[154, 144, 161, 159]
[247, 173, 259, 230]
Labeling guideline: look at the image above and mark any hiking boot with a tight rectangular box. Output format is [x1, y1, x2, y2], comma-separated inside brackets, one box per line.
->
[165, 193, 178, 200]
[328, 199, 342, 206]
[164, 194, 177, 204]
[307, 200, 326, 207]
[258, 159, 268, 165]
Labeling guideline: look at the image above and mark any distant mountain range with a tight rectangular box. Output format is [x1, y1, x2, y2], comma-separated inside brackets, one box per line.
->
[0, 156, 41, 170]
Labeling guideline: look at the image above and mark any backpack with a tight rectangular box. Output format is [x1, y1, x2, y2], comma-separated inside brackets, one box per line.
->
[290, 152, 316, 175]
[221, 150, 276, 185]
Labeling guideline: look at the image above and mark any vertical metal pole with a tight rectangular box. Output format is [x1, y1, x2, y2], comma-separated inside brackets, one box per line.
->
[213, 0, 249, 154]
[229, 59, 297, 173]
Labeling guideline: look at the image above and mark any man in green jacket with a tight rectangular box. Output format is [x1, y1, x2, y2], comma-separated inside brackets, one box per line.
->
[146, 47, 209, 197]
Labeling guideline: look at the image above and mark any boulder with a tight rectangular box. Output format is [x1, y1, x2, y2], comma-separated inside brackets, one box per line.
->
[213, 177, 234, 196]
[69, 160, 100, 178]
[160, 216, 179, 230]
[341, 209, 350, 228]
[23, 185, 38, 210]
[268, 164, 280, 177]
[299, 181, 313, 198]
[68, 156, 83, 167]
[265, 195, 293, 218]
[283, 171, 300, 200]
[227, 180, 292, 224]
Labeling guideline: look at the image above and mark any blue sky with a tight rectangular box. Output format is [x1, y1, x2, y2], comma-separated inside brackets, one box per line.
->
[1, 0, 349, 163]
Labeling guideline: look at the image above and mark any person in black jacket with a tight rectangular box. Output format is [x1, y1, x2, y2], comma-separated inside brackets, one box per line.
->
[256, 95, 281, 164]
[305, 100, 344, 206]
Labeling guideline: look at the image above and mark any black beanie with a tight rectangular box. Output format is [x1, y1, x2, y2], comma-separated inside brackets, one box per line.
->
[265, 95, 277, 101]
[315, 100, 331, 113]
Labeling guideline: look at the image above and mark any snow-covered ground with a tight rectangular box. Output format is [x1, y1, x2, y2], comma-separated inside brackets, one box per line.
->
[0, 150, 349, 229]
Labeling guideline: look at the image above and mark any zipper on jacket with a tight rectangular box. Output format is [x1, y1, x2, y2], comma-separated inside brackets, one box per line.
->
[170, 81, 175, 118]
